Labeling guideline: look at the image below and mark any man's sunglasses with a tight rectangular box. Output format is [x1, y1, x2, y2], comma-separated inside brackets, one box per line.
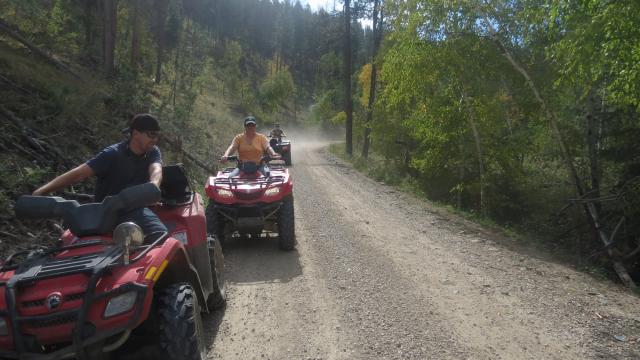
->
[144, 131, 160, 139]
[244, 123, 256, 127]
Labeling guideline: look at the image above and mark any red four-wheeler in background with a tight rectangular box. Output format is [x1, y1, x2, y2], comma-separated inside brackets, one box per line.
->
[205, 156, 296, 250]
[269, 136, 292, 166]
[0, 165, 225, 360]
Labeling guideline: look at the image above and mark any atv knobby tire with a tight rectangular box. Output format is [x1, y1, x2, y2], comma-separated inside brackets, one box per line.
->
[206, 202, 226, 246]
[206, 235, 226, 309]
[156, 283, 207, 360]
[283, 151, 292, 166]
[277, 195, 296, 250]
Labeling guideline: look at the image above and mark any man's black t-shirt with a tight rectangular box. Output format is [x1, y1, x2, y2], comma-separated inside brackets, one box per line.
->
[86, 141, 162, 202]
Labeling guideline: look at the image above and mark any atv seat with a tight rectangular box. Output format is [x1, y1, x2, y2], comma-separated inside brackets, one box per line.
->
[161, 164, 193, 206]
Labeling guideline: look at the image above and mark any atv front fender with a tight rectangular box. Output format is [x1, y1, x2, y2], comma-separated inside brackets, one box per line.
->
[137, 238, 210, 313]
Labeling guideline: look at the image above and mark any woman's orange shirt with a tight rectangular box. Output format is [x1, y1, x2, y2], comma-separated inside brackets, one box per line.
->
[233, 133, 269, 163]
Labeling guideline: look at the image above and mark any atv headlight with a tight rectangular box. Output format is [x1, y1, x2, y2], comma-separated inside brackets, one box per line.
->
[104, 291, 137, 318]
[265, 188, 280, 196]
[217, 189, 233, 197]
[113, 222, 144, 265]
[0, 318, 8, 336]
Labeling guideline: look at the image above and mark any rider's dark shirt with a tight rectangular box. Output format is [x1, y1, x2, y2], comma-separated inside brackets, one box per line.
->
[86, 141, 162, 202]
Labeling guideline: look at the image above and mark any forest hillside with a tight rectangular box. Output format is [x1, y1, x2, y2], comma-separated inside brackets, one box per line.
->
[0, 0, 369, 254]
[1, 0, 640, 285]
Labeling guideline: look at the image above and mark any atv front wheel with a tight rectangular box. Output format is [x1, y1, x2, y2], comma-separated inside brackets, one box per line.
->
[157, 283, 207, 360]
[207, 235, 226, 310]
[206, 202, 227, 246]
[277, 195, 296, 250]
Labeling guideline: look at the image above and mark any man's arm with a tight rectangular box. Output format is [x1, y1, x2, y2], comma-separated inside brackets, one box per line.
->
[32, 164, 94, 196]
[221, 138, 239, 162]
[149, 162, 163, 189]
[267, 146, 279, 157]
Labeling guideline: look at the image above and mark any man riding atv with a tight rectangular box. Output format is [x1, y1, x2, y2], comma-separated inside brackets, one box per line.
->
[220, 115, 281, 175]
[32, 113, 166, 240]
[4, 114, 226, 359]
[268, 123, 286, 140]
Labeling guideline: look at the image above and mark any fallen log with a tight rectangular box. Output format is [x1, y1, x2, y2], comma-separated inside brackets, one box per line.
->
[0, 105, 75, 167]
[0, 18, 83, 80]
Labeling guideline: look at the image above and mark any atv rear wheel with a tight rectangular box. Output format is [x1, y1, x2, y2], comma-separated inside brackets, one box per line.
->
[277, 195, 296, 250]
[206, 235, 226, 310]
[283, 151, 292, 166]
[156, 283, 207, 360]
[206, 202, 226, 247]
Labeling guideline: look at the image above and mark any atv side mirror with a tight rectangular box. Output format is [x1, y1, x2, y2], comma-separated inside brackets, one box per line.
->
[118, 183, 161, 211]
[113, 222, 144, 265]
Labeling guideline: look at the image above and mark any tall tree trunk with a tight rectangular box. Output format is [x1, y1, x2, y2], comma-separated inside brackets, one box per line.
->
[586, 94, 602, 212]
[463, 94, 485, 217]
[130, 0, 140, 70]
[172, 35, 180, 110]
[153, 0, 168, 84]
[361, 0, 382, 159]
[82, 0, 95, 61]
[344, 0, 353, 156]
[480, 12, 636, 289]
[103, 0, 117, 76]
[499, 76, 514, 136]
[457, 140, 465, 209]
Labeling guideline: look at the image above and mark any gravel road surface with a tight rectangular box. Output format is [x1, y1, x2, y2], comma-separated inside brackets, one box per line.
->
[204, 140, 640, 360]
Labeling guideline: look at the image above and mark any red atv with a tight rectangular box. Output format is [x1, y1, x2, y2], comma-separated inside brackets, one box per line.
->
[0, 165, 225, 360]
[204, 155, 296, 250]
[269, 136, 292, 166]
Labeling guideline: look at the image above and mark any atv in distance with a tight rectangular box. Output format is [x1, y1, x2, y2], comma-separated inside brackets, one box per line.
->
[205, 155, 296, 251]
[0, 165, 225, 360]
[269, 136, 292, 166]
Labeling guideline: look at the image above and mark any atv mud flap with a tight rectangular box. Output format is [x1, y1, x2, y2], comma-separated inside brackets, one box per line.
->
[216, 202, 281, 233]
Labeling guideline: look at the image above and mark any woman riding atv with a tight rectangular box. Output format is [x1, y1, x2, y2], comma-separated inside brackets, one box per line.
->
[220, 116, 280, 176]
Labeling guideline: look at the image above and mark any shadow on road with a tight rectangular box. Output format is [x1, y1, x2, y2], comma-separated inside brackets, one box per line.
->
[222, 234, 302, 284]
[203, 304, 226, 354]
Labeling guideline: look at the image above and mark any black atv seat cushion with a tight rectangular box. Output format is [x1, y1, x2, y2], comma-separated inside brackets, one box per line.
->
[240, 161, 258, 174]
[161, 164, 192, 204]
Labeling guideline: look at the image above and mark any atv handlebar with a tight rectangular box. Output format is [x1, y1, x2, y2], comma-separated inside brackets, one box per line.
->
[221, 154, 279, 165]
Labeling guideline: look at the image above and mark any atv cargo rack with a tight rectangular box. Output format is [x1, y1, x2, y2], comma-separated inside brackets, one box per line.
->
[213, 175, 286, 189]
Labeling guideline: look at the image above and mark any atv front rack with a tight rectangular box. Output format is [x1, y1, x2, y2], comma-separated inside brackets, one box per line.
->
[214, 175, 286, 189]
[0, 233, 169, 360]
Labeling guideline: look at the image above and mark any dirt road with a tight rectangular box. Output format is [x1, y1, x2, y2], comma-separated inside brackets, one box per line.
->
[205, 141, 640, 359]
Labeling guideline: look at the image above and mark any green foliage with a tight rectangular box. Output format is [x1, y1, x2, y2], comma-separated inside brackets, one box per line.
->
[348, 0, 640, 273]
[259, 69, 296, 113]
[545, 0, 640, 110]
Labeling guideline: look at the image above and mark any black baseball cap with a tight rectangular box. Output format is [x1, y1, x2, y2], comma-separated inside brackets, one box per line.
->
[244, 116, 257, 126]
[122, 113, 160, 134]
